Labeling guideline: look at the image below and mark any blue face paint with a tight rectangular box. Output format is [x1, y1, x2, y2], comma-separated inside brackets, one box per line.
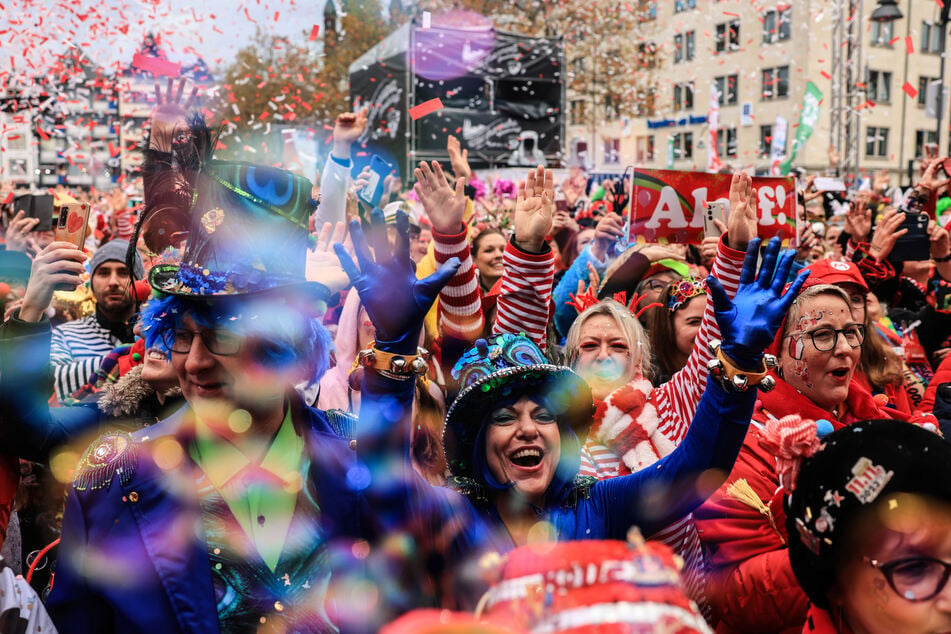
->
[588, 357, 626, 383]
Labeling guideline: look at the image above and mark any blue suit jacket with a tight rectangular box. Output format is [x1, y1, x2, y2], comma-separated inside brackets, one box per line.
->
[46, 397, 363, 634]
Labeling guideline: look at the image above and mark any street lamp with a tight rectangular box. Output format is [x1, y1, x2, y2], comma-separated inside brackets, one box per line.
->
[869, 0, 902, 22]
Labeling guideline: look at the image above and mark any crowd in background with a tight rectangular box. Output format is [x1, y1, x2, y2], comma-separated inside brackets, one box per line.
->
[0, 89, 950, 634]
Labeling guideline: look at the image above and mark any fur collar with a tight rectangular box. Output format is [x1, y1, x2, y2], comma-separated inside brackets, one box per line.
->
[96, 365, 182, 418]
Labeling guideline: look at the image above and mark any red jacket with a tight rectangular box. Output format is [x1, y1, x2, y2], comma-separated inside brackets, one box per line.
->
[0, 454, 17, 549]
[695, 375, 906, 633]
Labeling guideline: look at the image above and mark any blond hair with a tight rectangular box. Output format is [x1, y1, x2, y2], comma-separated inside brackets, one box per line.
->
[564, 299, 653, 380]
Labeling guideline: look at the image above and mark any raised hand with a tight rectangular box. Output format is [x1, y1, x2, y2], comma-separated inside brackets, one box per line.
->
[844, 199, 872, 243]
[707, 237, 808, 369]
[334, 209, 459, 354]
[4, 210, 41, 257]
[19, 241, 87, 323]
[590, 211, 624, 261]
[917, 155, 951, 193]
[727, 171, 757, 251]
[331, 108, 368, 158]
[447, 135, 471, 182]
[414, 161, 466, 235]
[306, 221, 352, 293]
[150, 78, 198, 154]
[868, 207, 907, 262]
[514, 165, 554, 252]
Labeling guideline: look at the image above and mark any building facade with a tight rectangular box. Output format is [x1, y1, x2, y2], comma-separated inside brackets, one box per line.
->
[569, 0, 947, 183]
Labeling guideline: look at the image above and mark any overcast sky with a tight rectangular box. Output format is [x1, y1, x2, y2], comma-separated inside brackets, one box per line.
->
[0, 0, 333, 78]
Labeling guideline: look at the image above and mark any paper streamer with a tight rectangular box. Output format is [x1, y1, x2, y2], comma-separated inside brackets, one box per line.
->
[409, 98, 444, 120]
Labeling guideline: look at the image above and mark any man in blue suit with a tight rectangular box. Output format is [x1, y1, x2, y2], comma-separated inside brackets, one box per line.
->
[46, 83, 364, 633]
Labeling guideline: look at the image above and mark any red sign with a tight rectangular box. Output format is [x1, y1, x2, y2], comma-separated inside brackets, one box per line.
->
[627, 169, 797, 244]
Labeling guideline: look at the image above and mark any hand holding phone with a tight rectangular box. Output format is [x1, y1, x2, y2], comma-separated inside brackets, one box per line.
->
[358, 155, 391, 208]
[702, 201, 729, 239]
[54, 202, 91, 249]
[888, 211, 931, 262]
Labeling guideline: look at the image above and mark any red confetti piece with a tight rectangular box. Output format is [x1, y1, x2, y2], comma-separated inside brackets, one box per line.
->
[409, 98, 444, 120]
[309, 25, 320, 41]
[820, 71, 831, 80]
[903, 81, 918, 99]
[906, 36, 914, 54]
[132, 53, 181, 78]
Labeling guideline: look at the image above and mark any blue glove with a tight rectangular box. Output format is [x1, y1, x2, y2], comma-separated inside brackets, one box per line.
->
[706, 236, 809, 369]
[334, 209, 460, 354]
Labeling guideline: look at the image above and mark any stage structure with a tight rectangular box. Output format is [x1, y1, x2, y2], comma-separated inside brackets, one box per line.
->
[349, 16, 566, 179]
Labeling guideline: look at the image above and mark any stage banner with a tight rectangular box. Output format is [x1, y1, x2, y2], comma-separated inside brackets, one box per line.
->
[628, 169, 796, 244]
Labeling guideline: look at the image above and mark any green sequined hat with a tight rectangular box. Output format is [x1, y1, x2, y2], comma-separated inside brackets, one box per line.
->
[443, 333, 593, 479]
[144, 160, 329, 302]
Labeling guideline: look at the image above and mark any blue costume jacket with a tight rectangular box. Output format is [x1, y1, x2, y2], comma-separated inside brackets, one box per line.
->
[46, 397, 364, 634]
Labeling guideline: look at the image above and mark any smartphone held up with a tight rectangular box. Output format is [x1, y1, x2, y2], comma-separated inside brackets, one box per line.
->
[54, 201, 91, 250]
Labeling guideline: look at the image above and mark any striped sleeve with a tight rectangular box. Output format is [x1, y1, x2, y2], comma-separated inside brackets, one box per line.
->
[493, 240, 555, 351]
[653, 236, 745, 445]
[433, 224, 484, 341]
[49, 317, 117, 403]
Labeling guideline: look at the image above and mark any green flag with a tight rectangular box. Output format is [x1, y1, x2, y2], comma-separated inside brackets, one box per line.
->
[780, 81, 822, 175]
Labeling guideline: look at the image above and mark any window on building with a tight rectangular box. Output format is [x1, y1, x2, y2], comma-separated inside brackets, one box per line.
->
[715, 74, 739, 105]
[674, 0, 697, 12]
[686, 31, 695, 61]
[919, 76, 937, 106]
[763, 6, 792, 43]
[636, 135, 655, 162]
[636, 0, 657, 21]
[674, 33, 684, 63]
[635, 88, 657, 116]
[673, 132, 694, 160]
[570, 99, 588, 125]
[673, 82, 694, 111]
[604, 138, 621, 164]
[604, 93, 620, 121]
[759, 124, 773, 158]
[716, 20, 741, 53]
[761, 66, 790, 100]
[870, 19, 894, 46]
[867, 70, 892, 103]
[865, 126, 889, 158]
[571, 57, 585, 76]
[637, 42, 658, 69]
[922, 22, 943, 54]
[716, 127, 738, 159]
[915, 130, 939, 158]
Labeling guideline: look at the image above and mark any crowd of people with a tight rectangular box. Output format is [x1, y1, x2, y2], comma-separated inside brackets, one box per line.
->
[0, 78, 950, 634]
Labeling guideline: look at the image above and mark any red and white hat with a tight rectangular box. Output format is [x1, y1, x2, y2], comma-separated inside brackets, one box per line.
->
[480, 540, 712, 633]
[801, 259, 868, 292]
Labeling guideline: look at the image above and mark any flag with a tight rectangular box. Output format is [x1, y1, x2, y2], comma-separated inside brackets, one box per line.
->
[707, 82, 723, 172]
[780, 81, 822, 175]
[770, 115, 788, 176]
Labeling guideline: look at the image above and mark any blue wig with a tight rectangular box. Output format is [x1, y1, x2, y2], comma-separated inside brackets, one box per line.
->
[139, 292, 333, 386]
[470, 388, 584, 501]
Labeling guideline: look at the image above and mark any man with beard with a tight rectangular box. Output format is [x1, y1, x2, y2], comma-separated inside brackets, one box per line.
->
[45, 238, 143, 401]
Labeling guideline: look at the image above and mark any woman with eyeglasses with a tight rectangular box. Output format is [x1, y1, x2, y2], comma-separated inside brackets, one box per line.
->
[695, 282, 912, 634]
[787, 419, 951, 633]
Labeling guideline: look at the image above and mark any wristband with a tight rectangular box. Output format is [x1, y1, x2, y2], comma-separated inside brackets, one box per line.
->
[936, 252, 951, 263]
[706, 339, 777, 392]
[357, 344, 430, 381]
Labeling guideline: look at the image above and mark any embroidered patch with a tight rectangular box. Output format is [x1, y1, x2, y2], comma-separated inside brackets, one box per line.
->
[845, 457, 893, 504]
[796, 518, 821, 555]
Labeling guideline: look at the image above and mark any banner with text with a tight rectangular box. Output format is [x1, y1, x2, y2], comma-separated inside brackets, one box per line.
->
[628, 169, 797, 244]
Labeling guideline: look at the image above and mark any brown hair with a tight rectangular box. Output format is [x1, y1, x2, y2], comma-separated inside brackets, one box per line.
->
[858, 305, 904, 389]
[646, 283, 704, 380]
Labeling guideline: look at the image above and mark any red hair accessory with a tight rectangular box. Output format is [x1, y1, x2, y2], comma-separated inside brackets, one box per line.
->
[566, 265, 662, 319]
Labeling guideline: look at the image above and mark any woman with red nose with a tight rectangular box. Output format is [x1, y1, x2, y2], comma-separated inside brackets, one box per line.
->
[697, 281, 912, 634]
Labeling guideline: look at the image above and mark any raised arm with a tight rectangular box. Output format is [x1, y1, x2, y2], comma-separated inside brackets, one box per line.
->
[493, 166, 555, 350]
[316, 109, 368, 227]
[595, 238, 809, 538]
[414, 160, 484, 341]
[654, 171, 754, 444]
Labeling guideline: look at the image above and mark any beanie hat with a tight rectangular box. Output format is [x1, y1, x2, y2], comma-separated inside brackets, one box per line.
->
[91, 239, 144, 279]
[785, 419, 951, 609]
